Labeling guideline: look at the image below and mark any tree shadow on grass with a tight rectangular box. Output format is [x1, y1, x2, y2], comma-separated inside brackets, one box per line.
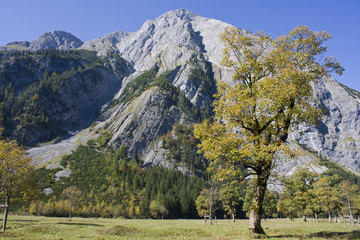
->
[57, 222, 103, 227]
[307, 230, 360, 239]
[267, 230, 360, 239]
[0, 232, 21, 238]
[7, 219, 39, 223]
[266, 234, 302, 239]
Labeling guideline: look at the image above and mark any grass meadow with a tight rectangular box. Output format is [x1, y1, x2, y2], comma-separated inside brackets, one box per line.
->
[0, 215, 359, 240]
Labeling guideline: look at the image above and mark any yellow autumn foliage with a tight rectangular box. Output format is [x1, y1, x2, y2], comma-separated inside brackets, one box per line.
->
[0, 140, 34, 199]
[194, 25, 343, 234]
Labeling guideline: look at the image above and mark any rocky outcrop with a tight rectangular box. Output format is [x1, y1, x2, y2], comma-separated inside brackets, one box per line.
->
[289, 77, 360, 172]
[1, 31, 83, 51]
[107, 87, 188, 164]
[79, 31, 127, 56]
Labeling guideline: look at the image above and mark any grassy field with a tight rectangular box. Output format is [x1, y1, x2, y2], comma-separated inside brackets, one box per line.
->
[0, 215, 359, 240]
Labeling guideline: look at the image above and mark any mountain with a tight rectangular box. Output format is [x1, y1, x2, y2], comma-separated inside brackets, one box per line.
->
[1, 9, 359, 175]
[1, 30, 83, 51]
[80, 9, 235, 106]
[0, 50, 132, 146]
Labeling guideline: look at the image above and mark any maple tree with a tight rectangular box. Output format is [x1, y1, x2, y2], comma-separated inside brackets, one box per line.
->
[0, 140, 34, 232]
[61, 186, 82, 221]
[220, 179, 245, 222]
[194, 25, 343, 234]
[314, 174, 342, 223]
[195, 187, 220, 224]
[277, 167, 317, 222]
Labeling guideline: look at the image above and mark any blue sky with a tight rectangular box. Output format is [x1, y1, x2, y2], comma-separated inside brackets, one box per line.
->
[1, 0, 359, 91]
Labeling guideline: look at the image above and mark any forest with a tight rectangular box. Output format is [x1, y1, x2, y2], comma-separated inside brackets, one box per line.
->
[3, 125, 358, 223]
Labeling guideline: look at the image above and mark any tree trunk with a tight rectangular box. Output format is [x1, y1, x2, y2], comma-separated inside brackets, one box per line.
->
[209, 203, 212, 225]
[248, 176, 267, 234]
[339, 213, 344, 224]
[350, 216, 355, 227]
[328, 211, 332, 223]
[2, 196, 10, 233]
[69, 201, 73, 221]
[232, 213, 235, 223]
[346, 197, 355, 227]
[315, 213, 318, 222]
[303, 215, 307, 222]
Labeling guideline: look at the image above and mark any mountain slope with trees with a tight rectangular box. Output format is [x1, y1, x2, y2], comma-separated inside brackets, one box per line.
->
[0, 9, 359, 190]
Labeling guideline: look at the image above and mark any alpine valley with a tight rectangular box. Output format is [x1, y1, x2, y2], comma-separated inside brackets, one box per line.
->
[1, 9, 359, 181]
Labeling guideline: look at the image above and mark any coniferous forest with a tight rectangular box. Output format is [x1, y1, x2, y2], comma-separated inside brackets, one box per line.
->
[32, 143, 207, 219]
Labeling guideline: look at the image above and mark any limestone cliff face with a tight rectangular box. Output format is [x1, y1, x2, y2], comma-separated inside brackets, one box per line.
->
[106, 87, 191, 166]
[289, 77, 360, 172]
[80, 9, 233, 107]
[3, 9, 359, 174]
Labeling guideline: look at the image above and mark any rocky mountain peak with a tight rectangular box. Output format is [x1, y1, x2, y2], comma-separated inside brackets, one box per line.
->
[139, 9, 208, 35]
[1, 30, 83, 51]
[154, 9, 200, 25]
[30, 30, 83, 50]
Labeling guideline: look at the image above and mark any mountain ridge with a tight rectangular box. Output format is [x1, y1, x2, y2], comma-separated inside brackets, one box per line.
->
[1, 30, 83, 51]
[1, 9, 359, 175]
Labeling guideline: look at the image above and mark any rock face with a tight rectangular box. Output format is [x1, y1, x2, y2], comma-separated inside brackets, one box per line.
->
[1, 9, 360, 174]
[107, 87, 191, 164]
[289, 78, 360, 172]
[80, 9, 234, 106]
[1, 30, 83, 51]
